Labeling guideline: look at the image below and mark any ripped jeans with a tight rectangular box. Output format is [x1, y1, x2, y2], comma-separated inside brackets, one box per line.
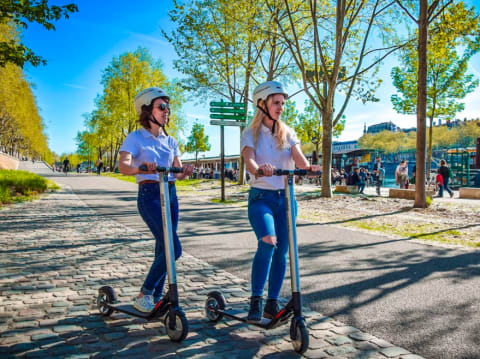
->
[248, 187, 297, 300]
[137, 182, 181, 300]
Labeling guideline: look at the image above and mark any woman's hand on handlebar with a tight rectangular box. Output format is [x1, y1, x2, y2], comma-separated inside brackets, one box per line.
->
[256, 163, 275, 177]
[139, 162, 157, 174]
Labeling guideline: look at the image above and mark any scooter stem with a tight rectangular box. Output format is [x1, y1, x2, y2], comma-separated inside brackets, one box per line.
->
[159, 172, 177, 287]
[285, 174, 301, 293]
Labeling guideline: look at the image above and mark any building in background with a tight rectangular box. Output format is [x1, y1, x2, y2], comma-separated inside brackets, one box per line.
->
[366, 121, 398, 134]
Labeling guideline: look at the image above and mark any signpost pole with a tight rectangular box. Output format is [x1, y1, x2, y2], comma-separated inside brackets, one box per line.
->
[220, 125, 225, 201]
[209, 100, 246, 202]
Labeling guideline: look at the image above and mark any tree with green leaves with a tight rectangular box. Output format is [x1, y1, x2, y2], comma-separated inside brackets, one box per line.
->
[391, 2, 479, 180]
[394, 0, 475, 208]
[358, 130, 416, 153]
[163, 0, 296, 184]
[184, 121, 211, 167]
[285, 99, 345, 164]
[359, 119, 480, 154]
[0, 0, 78, 68]
[0, 23, 51, 162]
[77, 48, 185, 171]
[272, 0, 407, 197]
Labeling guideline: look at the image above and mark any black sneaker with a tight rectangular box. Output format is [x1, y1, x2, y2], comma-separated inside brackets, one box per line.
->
[247, 296, 263, 323]
[263, 298, 280, 319]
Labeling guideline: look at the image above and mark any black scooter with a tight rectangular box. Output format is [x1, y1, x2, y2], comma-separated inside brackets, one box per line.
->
[205, 168, 318, 354]
[96, 166, 188, 342]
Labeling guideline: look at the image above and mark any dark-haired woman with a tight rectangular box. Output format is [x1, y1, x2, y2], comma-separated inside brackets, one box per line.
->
[118, 87, 193, 312]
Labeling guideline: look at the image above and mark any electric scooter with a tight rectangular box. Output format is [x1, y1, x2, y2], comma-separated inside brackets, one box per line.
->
[205, 168, 318, 354]
[96, 166, 188, 342]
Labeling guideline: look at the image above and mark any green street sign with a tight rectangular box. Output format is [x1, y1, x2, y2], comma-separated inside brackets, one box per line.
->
[209, 101, 244, 108]
[210, 107, 245, 114]
[210, 113, 245, 120]
[210, 120, 246, 127]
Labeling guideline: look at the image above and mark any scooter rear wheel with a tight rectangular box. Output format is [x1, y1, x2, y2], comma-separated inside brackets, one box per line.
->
[97, 286, 116, 317]
[205, 291, 226, 323]
[164, 309, 188, 342]
[290, 318, 309, 354]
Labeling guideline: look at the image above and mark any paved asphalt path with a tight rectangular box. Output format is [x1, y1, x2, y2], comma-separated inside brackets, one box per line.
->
[26, 162, 480, 359]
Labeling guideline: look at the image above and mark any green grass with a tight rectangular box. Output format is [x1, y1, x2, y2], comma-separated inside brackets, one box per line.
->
[101, 172, 137, 183]
[211, 198, 247, 205]
[101, 172, 237, 191]
[346, 219, 480, 248]
[0, 170, 59, 206]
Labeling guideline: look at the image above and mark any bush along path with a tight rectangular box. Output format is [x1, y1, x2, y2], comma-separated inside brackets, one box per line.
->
[0, 169, 59, 207]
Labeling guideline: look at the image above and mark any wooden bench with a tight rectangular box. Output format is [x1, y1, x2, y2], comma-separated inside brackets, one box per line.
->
[389, 188, 435, 200]
[335, 185, 360, 194]
[459, 187, 480, 199]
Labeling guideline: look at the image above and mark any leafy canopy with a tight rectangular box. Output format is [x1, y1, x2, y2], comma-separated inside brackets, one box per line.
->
[0, 0, 78, 67]
[185, 121, 211, 160]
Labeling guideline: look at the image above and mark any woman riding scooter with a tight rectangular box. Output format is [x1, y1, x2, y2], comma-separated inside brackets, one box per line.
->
[241, 81, 321, 323]
[118, 87, 193, 313]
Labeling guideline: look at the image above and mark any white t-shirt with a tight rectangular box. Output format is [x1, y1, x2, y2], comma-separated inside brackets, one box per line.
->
[241, 123, 300, 190]
[119, 128, 181, 183]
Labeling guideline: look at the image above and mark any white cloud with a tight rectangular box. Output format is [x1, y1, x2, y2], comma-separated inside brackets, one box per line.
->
[64, 83, 88, 90]
[457, 88, 480, 119]
[125, 31, 170, 46]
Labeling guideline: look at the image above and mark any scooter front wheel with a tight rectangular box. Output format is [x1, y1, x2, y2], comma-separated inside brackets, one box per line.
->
[205, 291, 226, 323]
[97, 286, 116, 317]
[164, 309, 188, 342]
[290, 318, 309, 354]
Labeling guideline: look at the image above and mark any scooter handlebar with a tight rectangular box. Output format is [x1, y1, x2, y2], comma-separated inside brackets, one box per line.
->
[257, 168, 322, 176]
[139, 165, 183, 173]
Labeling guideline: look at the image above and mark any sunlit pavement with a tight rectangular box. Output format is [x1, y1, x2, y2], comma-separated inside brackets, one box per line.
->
[0, 162, 424, 358]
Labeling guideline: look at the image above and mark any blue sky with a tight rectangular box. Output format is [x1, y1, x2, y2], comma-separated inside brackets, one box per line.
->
[22, 0, 480, 159]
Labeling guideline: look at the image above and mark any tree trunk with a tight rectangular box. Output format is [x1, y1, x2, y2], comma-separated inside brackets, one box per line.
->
[321, 109, 333, 198]
[414, 0, 428, 208]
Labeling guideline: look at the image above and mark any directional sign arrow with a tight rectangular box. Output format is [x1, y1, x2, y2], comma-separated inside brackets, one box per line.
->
[210, 120, 247, 127]
[209, 107, 245, 114]
[209, 101, 244, 108]
[210, 114, 246, 120]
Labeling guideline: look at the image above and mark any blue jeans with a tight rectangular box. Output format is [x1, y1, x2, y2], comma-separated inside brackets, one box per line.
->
[438, 184, 444, 197]
[248, 187, 297, 300]
[444, 177, 453, 196]
[137, 182, 181, 299]
[357, 181, 365, 193]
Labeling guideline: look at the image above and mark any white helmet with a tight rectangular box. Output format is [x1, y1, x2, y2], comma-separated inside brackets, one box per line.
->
[252, 81, 288, 106]
[134, 87, 170, 115]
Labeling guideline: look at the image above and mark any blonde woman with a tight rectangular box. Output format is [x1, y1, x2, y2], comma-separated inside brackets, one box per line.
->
[241, 81, 321, 323]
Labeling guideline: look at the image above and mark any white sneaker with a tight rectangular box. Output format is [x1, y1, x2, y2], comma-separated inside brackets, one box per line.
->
[134, 295, 154, 313]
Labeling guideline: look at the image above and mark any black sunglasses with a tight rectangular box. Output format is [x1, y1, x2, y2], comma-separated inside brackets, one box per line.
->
[156, 103, 170, 111]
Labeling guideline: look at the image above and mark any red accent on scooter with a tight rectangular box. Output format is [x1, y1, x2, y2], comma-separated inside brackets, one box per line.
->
[154, 300, 163, 310]
[276, 309, 286, 319]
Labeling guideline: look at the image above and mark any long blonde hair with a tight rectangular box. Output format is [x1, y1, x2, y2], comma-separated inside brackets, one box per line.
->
[249, 98, 289, 149]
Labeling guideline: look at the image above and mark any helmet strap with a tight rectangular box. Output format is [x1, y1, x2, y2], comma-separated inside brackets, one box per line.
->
[256, 104, 276, 135]
[149, 115, 169, 137]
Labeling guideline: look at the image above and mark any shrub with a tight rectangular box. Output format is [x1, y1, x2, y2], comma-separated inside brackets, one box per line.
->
[0, 170, 52, 205]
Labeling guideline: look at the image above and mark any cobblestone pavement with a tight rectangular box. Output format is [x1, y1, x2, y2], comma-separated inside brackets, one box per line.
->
[0, 187, 424, 358]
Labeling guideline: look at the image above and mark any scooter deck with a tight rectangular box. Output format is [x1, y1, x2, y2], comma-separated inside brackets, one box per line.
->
[222, 308, 274, 326]
[109, 303, 153, 319]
